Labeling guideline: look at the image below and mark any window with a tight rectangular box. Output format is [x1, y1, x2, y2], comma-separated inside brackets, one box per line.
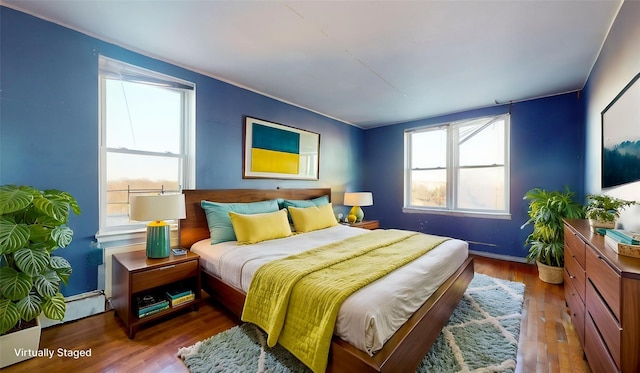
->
[404, 114, 510, 218]
[98, 57, 195, 237]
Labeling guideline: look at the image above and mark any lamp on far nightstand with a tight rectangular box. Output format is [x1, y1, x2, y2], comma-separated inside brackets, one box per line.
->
[344, 192, 373, 223]
[130, 194, 186, 258]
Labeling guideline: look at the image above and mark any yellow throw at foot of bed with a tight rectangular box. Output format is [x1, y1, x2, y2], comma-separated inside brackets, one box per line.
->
[241, 229, 449, 373]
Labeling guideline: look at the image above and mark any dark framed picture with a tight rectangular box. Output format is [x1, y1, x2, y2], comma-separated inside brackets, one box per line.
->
[601, 72, 640, 188]
[243, 116, 320, 180]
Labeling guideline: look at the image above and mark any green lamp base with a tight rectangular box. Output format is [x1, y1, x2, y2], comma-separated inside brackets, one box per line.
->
[146, 222, 170, 259]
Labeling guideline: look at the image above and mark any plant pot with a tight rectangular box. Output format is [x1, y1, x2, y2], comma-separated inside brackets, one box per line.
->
[0, 317, 41, 368]
[536, 261, 564, 284]
[588, 218, 615, 233]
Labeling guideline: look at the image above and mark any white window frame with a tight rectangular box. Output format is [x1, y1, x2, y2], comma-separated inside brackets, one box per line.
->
[403, 114, 511, 219]
[96, 56, 196, 243]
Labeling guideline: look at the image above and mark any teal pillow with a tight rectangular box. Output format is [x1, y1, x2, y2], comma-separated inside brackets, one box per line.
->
[281, 195, 330, 223]
[201, 199, 279, 244]
[281, 195, 329, 210]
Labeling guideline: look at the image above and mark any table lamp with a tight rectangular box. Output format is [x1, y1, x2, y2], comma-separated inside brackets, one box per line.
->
[344, 192, 373, 223]
[130, 194, 186, 258]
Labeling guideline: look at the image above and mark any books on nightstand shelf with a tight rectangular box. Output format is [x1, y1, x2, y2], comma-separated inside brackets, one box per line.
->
[604, 229, 640, 258]
[135, 286, 196, 319]
[165, 288, 195, 307]
[137, 294, 170, 318]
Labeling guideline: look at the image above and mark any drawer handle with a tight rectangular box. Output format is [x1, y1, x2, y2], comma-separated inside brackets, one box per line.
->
[570, 275, 575, 279]
[158, 265, 176, 270]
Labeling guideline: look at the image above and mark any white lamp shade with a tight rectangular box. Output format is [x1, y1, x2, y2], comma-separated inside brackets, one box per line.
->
[130, 194, 186, 222]
[344, 192, 373, 207]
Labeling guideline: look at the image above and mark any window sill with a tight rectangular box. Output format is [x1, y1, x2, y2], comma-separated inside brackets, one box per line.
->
[402, 207, 511, 220]
[95, 224, 179, 248]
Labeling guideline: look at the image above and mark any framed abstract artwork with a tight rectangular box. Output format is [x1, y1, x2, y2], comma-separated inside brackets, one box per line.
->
[601, 72, 640, 188]
[243, 116, 320, 180]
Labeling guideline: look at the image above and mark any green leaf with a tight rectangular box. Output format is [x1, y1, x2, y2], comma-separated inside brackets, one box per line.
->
[0, 216, 30, 254]
[32, 196, 70, 224]
[34, 270, 60, 299]
[0, 267, 33, 301]
[0, 298, 20, 335]
[28, 224, 51, 243]
[51, 226, 73, 248]
[53, 190, 82, 216]
[50, 256, 72, 285]
[15, 293, 42, 322]
[0, 185, 35, 214]
[41, 292, 65, 321]
[14, 246, 50, 276]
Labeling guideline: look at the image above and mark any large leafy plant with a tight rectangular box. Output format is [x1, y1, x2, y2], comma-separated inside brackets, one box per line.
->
[0, 185, 81, 335]
[521, 187, 584, 267]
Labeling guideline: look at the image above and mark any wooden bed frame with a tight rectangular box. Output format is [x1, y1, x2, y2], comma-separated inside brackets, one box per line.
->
[180, 188, 474, 373]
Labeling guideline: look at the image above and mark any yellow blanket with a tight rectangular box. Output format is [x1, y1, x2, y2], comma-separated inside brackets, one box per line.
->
[241, 229, 448, 373]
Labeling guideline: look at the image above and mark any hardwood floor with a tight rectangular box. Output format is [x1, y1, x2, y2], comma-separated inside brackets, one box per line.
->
[473, 256, 590, 373]
[2, 255, 590, 373]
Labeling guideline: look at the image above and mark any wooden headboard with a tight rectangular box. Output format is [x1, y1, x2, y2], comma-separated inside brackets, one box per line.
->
[179, 188, 332, 248]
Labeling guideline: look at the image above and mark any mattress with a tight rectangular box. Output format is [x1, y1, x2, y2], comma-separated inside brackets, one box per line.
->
[191, 224, 468, 355]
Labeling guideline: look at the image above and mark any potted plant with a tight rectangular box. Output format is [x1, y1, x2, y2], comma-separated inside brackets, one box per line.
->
[0, 185, 80, 367]
[521, 187, 584, 284]
[585, 193, 636, 231]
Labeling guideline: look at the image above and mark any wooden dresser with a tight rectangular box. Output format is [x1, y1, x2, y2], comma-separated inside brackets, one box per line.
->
[563, 219, 640, 373]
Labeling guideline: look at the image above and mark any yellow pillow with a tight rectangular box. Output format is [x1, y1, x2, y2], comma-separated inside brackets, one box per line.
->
[228, 209, 292, 244]
[288, 203, 338, 233]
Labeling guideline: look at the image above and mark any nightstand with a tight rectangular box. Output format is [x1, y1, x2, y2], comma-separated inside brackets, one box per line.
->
[349, 220, 379, 230]
[112, 250, 201, 339]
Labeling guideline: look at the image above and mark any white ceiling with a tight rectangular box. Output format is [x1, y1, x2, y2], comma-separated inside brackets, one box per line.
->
[2, 0, 622, 128]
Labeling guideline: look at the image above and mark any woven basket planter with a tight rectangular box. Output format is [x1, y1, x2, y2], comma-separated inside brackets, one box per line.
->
[536, 261, 564, 284]
[588, 218, 615, 233]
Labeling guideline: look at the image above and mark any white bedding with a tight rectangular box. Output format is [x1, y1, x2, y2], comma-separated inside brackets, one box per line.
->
[191, 224, 468, 355]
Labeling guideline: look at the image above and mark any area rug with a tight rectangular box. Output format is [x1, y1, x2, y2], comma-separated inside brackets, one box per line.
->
[178, 273, 525, 373]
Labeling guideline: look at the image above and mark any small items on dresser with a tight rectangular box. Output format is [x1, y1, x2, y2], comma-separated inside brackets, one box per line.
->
[604, 229, 640, 258]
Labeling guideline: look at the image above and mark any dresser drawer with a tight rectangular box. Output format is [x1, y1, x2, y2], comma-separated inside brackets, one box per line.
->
[585, 314, 619, 373]
[131, 259, 198, 293]
[565, 247, 586, 302]
[586, 245, 621, 320]
[564, 269, 585, 344]
[564, 225, 586, 268]
[586, 280, 621, 368]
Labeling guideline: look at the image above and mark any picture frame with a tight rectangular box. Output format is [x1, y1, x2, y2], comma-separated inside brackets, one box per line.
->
[601, 72, 640, 188]
[243, 116, 320, 180]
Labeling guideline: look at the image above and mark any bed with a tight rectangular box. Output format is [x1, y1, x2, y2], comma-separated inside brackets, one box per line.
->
[179, 188, 474, 373]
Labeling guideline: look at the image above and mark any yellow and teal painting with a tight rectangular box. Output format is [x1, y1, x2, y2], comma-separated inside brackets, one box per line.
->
[244, 117, 320, 180]
[251, 123, 300, 174]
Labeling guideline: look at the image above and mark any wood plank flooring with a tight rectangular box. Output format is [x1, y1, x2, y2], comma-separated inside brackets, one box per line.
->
[1, 255, 590, 373]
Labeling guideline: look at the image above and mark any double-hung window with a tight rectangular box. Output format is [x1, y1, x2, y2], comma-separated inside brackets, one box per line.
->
[404, 114, 510, 218]
[97, 57, 195, 238]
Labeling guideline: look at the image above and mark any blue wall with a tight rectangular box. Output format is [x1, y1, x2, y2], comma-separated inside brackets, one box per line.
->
[363, 93, 585, 259]
[0, 7, 365, 296]
[582, 0, 640, 232]
[4, 2, 622, 295]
